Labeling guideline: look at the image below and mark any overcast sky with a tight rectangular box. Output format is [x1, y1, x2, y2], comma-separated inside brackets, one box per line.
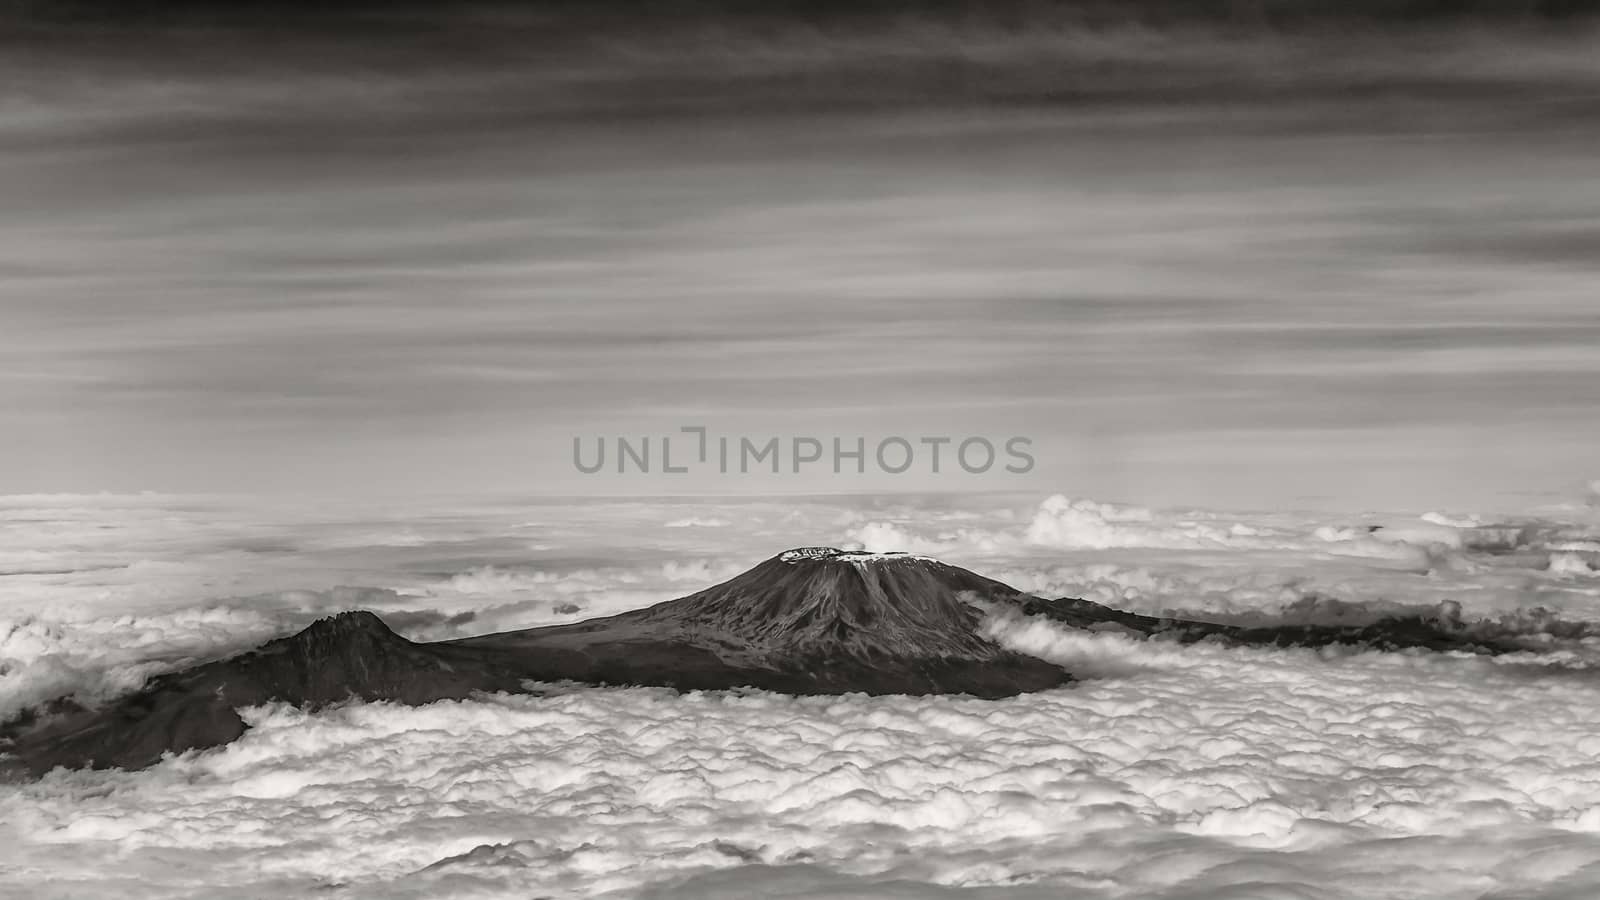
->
[3, 9, 1600, 512]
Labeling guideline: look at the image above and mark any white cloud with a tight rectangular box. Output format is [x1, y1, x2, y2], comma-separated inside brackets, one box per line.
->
[662, 517, 731, 529]
[7, 492, 1600, 899]
[0, 604, 291, 722]
[1550, 552, 1596, 576]
[1024, 495, 1229, 550]
[9, 627, 1600, 899]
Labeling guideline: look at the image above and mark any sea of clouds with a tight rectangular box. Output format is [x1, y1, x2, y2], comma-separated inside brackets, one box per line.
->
[3, 490, 1600, 898]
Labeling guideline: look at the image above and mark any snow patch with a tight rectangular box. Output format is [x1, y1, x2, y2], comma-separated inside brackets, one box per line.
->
[777, 546, 937, 564]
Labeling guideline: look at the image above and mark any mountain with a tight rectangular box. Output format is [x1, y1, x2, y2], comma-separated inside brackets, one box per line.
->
[0, 611, 532, 777]
[452, 548, 1065, 696]
[0, 547, 1524, 777]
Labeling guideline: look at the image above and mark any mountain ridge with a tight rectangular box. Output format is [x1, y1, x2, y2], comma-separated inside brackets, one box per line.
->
[0, 547, 1529, 777]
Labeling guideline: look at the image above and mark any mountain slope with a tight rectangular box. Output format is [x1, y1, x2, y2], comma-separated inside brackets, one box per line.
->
[1014, 596, 1528, 653]
[0, 612, 529, 776]
[454, 547, 1066, 697]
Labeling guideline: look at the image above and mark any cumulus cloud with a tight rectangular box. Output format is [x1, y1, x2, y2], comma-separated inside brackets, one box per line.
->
[1550, 552, 1596, 576]
[662, 517, 731, 529]
[1365, 519, 1466, 550]
[0, 588, 405, 723]
[850, 494, 1480, 562]
[841, 496, 1240, 556]
[844, 521, 977, 555]
[1422, 511, 1482, 529]
[1023, 495, 1233, 550]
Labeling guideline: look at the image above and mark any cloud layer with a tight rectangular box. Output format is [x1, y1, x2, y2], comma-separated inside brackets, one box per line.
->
[9, 621, 1600, 899]
[3, 492, 1600, 897]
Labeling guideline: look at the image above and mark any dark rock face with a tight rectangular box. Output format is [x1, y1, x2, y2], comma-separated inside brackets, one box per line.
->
[0, 548, 1530, 777]
[455, 548, 1065, 696]
[1014, 596, 1526, 653]
[0, 611, 531, 777]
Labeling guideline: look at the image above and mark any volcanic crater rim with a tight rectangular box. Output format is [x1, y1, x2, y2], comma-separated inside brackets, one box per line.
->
[779, 547, 938, 564]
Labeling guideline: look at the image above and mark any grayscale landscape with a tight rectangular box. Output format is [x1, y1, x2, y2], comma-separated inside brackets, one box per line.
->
[3, 2, 1600, 897]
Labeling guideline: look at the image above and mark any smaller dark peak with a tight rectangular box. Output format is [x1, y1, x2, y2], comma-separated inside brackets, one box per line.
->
[242, 610, 428, 686]
[306, 609, 392, 634]
[278, 610, 403, 650]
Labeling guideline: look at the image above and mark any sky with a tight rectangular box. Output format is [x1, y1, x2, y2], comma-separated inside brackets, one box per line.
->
[3, 6, 1600, 512]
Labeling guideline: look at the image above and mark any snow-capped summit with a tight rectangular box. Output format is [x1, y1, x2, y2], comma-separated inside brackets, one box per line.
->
[624, 547, 1024, 659]
[778, 546, 938, 564]
[453, 547, 1069, 702]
